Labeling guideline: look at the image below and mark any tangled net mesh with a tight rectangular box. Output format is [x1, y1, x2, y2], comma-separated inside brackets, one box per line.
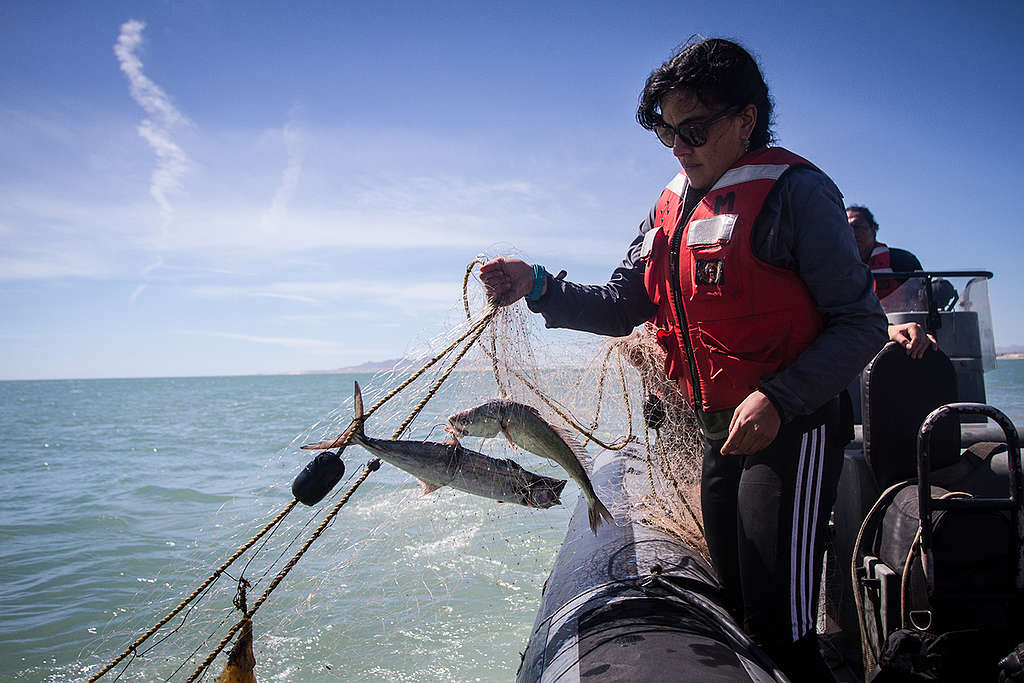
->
[77, 256, 707, 682]
[449, 259, 706, 555]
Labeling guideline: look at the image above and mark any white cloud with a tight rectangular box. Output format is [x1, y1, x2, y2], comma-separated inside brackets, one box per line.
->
[114, 19, 191, 235]
[177, 330, 342, 352]
[0, 251, 110, 280]
[187, 279, 459, 308]
[261, 121, 306, 232]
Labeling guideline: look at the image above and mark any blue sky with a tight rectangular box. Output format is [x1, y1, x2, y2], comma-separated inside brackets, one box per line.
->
[2, 1, 1022, 380]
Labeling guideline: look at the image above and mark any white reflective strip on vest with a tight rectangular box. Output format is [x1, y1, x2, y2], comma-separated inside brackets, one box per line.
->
[640, 227, 660, 258]
[709, 163, 790, 192]
[665, 173, 687, 197]
[686, 214, 737, 246]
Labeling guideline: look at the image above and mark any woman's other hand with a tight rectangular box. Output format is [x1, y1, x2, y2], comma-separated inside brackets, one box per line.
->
[479, 257, 539, 307]
[721, 390, 781, 455]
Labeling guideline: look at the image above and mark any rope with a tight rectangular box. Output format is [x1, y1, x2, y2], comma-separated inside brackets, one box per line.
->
[180, 315, 500, 681]
[643, 417, 667, 508]
[232, 578, 250, 614]
[581, 344, 616, 449]
[639, 423, 704, 545]
[184, 459, 379, 683]
[462, 258, 508, 399]
[656, 435, 704, 537]
[310, 309, 498, 451]
[391, 310, 497, 440]
[93, 262, 500, 681]
[86, 499, 298, 683]
[178, 278, 501, 681]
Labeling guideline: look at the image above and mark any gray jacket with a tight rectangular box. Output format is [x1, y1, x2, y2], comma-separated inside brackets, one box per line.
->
[528, 165, 888, 423]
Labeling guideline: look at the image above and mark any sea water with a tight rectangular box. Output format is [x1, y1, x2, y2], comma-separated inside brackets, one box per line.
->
[2, 362, 1024, 682]
[0, 372, 574, 682]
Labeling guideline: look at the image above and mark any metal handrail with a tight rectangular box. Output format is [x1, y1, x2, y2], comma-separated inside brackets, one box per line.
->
[917, 402, 1023, 597]
[872, 270, 993, 279]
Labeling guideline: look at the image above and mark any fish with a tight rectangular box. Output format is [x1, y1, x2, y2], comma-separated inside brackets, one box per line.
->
[322, 382, 566, 509]
[447, 400, 614, 533]
[217, 616, 256, 683]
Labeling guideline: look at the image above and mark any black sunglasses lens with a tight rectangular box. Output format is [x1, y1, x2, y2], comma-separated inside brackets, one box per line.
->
[654, 124, 675, 147]
[654, 121, 708, 148]
[678, 123, 706, 147]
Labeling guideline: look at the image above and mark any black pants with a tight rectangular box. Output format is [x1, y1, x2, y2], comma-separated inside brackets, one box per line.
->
[701, 398, 844, 682]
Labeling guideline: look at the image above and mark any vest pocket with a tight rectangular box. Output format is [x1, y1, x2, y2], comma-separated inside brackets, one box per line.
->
[688, 243, 742, 298]
[696, 312, 793, 397]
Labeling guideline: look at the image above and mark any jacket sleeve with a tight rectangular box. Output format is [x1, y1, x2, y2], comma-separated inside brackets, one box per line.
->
[526, 212, 658, 337]
[753, 167, 889, 422]
[888, 247, 923, 272]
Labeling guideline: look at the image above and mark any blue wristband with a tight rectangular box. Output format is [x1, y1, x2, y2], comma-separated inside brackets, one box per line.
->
[525, 264, 547, 301]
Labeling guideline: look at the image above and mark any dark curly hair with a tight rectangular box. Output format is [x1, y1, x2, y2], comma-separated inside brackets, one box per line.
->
[845, 205, 878, 231]
[637, 37, 774, 150]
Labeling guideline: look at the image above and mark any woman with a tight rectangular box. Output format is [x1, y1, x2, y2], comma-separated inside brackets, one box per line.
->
[482, 38, 887, 680]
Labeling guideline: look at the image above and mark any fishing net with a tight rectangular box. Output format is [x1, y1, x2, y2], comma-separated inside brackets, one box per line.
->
[68, 255, 704, 682]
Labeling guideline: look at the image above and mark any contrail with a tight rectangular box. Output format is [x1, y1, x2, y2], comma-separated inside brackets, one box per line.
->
[263, 120, 306, 231]
[114, 19, 189, 235]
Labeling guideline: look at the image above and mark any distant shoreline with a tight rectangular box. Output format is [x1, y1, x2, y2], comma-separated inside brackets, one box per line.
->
[304, 354, 1024, 373]
[6, 355, 1024, 383]
[285, 358, 404, 375]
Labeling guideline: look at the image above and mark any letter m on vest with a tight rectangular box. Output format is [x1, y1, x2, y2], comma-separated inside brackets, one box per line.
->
[713, 191, 735, 215]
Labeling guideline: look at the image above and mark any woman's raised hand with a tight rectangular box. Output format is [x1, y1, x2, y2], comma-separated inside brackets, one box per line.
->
[479, 257, 538, 307]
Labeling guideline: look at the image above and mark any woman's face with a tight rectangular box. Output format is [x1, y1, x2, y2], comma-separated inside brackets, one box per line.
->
[659, 88, 754, 191]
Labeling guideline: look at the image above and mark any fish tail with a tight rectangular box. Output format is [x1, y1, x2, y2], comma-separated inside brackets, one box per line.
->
[352, 381, 366, 440]
[587, 496, 614, 534]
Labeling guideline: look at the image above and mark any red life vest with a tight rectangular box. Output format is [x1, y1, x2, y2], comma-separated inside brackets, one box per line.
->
[867, 241, 899, 299]
[641, 147, 823, 412]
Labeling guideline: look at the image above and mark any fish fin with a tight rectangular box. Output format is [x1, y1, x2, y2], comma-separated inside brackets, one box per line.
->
[587, 497, 615, 535]
[550, 424, 591, 468]
[551, 479, 567, 506]
[500, 427, 516, 448]
[301, 438, 338, 450]
[517, 402, 544, 419]
[301, 382, 367, 451]
[420, 480, 441, 495]
[501, 457, 526, 471]
[301, 419, 358, 453]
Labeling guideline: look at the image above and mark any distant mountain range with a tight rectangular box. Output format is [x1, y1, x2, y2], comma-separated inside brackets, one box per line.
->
[286, 358, 407, 375]
[997, 346, 1024, 359]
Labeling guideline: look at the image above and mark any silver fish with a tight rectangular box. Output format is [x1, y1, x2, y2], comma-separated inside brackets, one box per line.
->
[310, 382, 566, 509]
[448, 400, 614, 533]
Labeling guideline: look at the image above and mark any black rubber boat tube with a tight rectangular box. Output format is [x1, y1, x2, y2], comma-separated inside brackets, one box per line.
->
[517, 446, 787, 682]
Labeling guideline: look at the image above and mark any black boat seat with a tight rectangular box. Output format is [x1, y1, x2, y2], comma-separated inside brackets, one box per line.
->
[854, 345, 1023, 677]
[862, 342, 961, 490]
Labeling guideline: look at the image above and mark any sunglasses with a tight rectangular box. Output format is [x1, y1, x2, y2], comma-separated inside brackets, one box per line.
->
[653, 108, 737, 148]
